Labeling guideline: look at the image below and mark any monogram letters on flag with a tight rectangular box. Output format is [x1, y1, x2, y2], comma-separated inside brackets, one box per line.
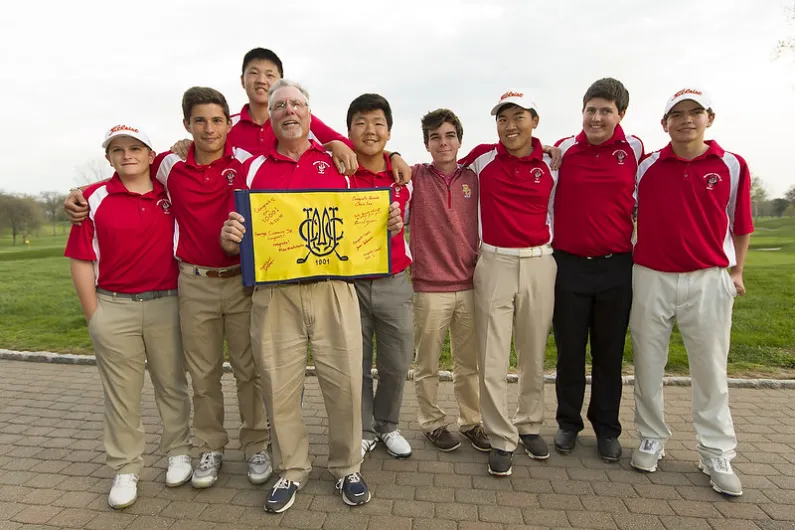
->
[235, 188, 392, 285]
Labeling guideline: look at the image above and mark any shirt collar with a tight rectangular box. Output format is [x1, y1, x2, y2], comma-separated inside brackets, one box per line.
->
[574, 124, 628, 146]
[185, 141, 235, 168]
[426, 163, 462, 179]
[240, 104, 254, 124]
[659, 140, 724, 162]
[354, 153, 392, 179]
[265, 138, 327, 162]
[496, 137, 544, 161]
[106, 173, 163, 196]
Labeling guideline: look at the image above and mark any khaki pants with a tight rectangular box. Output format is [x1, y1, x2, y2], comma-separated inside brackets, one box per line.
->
[178, 267, 269, 458]
[413, 290, 481, 432]
[474, 250, 556, 452]
[251, 280, 362, 483]
[356, 270, 414, 440]
[89, 293, 191, 474]
[631, 265, 738, 460]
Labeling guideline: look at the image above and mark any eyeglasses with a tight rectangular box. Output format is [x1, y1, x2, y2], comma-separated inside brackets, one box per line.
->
[271, 99, 308, 113]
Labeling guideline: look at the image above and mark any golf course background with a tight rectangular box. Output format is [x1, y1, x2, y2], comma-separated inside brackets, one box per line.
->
[1, 218, 793, 377]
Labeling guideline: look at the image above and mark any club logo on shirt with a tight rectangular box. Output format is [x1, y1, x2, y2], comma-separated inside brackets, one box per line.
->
[462, 184, 472, 199]
[156, 199, 172, 214]
[703, 173, 722, 191]
[222, 169, 237, 186]
[392, 184, 403, 198]
[531, 168, 544, 183]
[314, 161, 331, 174]
[297, 206, 349, 264]
[613, 149, 627, 165]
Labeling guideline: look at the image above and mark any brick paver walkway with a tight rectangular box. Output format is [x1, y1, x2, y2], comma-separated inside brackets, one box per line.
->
[0, 359, 794, 529]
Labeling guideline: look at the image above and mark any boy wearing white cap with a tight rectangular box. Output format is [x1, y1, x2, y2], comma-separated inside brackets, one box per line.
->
[459, 91, 558, 476]
[65, 125, 193, 509]
[630, 88, 753, 497]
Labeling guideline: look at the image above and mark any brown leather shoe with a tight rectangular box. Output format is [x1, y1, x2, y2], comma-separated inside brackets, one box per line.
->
[461, 425, 491, 452]
[423, 427, 461, 452]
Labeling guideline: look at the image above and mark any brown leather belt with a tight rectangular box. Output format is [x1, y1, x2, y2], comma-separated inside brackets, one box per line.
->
[179, 263, 242, 279]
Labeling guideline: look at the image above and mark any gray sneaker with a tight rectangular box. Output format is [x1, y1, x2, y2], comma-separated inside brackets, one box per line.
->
[631, 439, 664, 472]
[247, 450, 273, 485]
[699, 457, 742, 497]
[192, 451, 223, 489]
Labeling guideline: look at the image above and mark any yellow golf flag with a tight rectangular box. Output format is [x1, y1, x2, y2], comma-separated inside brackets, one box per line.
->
[236, 188, 392, 285]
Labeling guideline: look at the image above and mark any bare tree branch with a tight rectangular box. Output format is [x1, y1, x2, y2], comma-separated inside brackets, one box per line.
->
[74, 158, 112, 186]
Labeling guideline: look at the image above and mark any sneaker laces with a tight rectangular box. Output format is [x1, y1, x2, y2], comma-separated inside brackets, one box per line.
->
[381, 430, 403, 443]
[112, 473, 138, 487]
[168, 454, 191, 466]
[273, 477, 293, 490]
[197, 452, 221, 470]
[468, 425, 485, 438]
[249, 451, 269, 465]
[429, 427, 446, 439]
[707, 457, 733, 474]
[336, 472, 361, 490]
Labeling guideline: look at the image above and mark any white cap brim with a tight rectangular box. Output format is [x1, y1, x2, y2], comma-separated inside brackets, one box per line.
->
[102, 126, 153, 151]
[490, 93, 538, 116]
[664, 89, 712, 116]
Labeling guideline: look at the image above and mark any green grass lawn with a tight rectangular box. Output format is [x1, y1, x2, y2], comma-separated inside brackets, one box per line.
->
[1, 219, 794, 376]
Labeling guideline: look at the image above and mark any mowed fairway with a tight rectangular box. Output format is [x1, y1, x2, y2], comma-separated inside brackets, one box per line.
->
[1, 219, 793, 376]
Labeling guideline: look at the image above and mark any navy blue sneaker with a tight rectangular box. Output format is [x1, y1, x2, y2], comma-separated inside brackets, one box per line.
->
[336, 472, 371, 506]
[264, 477, 301, 513]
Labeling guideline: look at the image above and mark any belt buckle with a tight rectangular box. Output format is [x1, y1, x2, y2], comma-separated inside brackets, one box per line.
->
[217, 268, 229, 277]
[133, 293, 145, 302]
[605, 254, 613, 259]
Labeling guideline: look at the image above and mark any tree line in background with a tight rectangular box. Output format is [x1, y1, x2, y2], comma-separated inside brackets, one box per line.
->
[1, 179, 794, 247]
[751, 178, 795, 219]
[0, 192, 69, 245]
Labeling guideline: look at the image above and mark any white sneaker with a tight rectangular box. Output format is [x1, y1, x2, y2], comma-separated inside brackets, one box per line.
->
[699, 457, 743, 497]
[192, 451, 223, 489]
[361, 438, 377, 459]
[108, 473, 138, 509]
[166, 454, 193, 487]
[247, 450, 273, 485]
[378, 431, 412, 458]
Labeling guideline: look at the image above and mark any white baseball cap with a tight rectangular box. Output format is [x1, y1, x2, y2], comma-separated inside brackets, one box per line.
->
[102, 124, 154, 150]
[490, 90, 538, 116]
[663, 87, 712, 116]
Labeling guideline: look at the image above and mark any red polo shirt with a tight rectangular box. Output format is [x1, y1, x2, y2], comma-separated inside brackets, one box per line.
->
[634, 140, 754, 273]
[152, 142, 252, 268]
[229, 105, 352, 156]
[350, 155, 412, 274]
[460, 138, 557, 248]
[65, 174, 178, 293]
[553, 125, 644, 257]
[238, 139, 350, 190]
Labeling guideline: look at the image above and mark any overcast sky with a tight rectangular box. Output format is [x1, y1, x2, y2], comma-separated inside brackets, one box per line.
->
[1, 0, 793, 197]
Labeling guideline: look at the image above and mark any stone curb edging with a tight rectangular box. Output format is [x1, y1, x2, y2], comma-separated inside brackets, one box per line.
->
[3, 348, 794, 389]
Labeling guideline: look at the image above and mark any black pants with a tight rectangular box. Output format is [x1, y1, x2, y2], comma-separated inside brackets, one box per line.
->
[553, 250, 632, 439]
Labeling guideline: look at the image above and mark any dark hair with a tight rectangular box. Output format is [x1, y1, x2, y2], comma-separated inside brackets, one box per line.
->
[346, 94, 393, 131]
[582, 77, 630, 114]
[241, 48, 284, 77]
[182, 87, 231, 121]
[420, 108, 463, 146]
[495, 103, 538, 120]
